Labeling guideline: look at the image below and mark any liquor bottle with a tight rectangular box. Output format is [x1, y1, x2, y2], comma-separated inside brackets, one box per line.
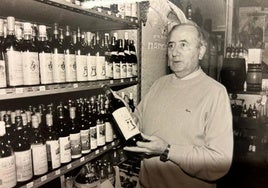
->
[57, 106, 71, 164]
[124, 32, 132, 78]
[51, 23, 65, 83]
[21, 113, 31, 142]
[30, 115, 48, 176]
[21, 22, 40, 85]
[75, 27, 88, 81]
[86, 32, 97, 81]
[13, 116, 33, 183]
[89, 96, 98, 150]
[118, 39, 127, 79]
[104, 33, 112, 79]
[0, 19, 6, 88]
[3, 16, 23, 86]
[128, 92, 135, 112]
[0, 121, 17, 188]
[102, 85, 147, 146]
[38, 25, 53, 84]
[95, 32, 106, 80]
[45, 113, 61, 170]
[104, 97, 114, 143]
[111, 33, 120, 79]
[69, 107, 82, 159]
[64, 25, 76, 82]
[96, 96, 106, 146]
[129, 40, 138, 77]
[78, 104, 91, 154]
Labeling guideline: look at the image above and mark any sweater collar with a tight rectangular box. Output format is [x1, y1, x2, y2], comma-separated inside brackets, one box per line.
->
[172, 66, 202, 80]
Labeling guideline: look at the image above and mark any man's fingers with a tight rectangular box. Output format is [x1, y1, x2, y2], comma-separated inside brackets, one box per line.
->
[123, 146, 151, 153]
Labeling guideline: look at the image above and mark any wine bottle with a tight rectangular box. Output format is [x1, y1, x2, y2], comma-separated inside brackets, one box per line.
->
[89, 96, 98, 150]
[45, 113, 61, 170]
[3, 114, 15, 148]
[128, 92, 135, 112]
[30, 115, 48, 177]
[104, 96, 114, 143]
[102, 85, 146, 146]
[21, 22, 40, 85]
[78, 104, 91, 154]
[69, 107, 82, 159]
[124, 32, 132, 78]
[3, 16, 23, 86]
[0, 19, 6, 88]
[129, 40, 137, 77]
[96, 96, 106, 146]
[104, 33, 112, 80]
[118, 39, 127, 79]
[38, 25, 53, 84]
[86, 32, 97, 81]
[64, 25, 76, 82]
[0, 121, 17, 188]
[111, 33, 120, 79]
[95, 32, 106, 80]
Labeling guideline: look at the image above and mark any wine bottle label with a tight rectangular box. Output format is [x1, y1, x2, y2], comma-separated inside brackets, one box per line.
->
[80, 129, 91, 154]
[132, 64, 138, 76]
[97, 122, 105, 146]
[31, 144, 48, 175]
[5, 50, 23, 86]
[113, 61, 120, 79]
[90, 126, 97, 150]
[22, 51, 40, 85]
[105, 60, 113, 79]
[14, 149, 33, 182]
[112, 107, 140, 140]
[52, 53, 65, 83]
[96, 56, 106, 80]
[120, 61, 127, 78]
[65, 54, 77, 82]
[39, 52, 53, 84]
[87, 56, 97, 81]
[105, 121, 114, 142]
[59, 136, 71, 163]
[46, 140, 61, 169]
[76, 55, 88, 81]
[0, 60, 7, 87]
[0, 155, 16, 188]
[70, 132, 82, 158]
[126, 62, 133, 78]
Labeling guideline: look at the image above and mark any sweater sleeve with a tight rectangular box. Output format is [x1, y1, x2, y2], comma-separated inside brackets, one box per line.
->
[168, 87, 233, 181]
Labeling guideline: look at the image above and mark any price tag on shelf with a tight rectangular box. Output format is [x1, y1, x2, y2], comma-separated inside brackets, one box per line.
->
[26, 182, 34, 188]
[130, 78, 133, 82]
[15, 88, 23, 94]
[41, 175, 47, 182]
[55, 169, 61, 175]
[120, 79, 124, 83]
[95, 150, 100, 154]
[67, 164, 72, 169]
[39, 86, 46, 91]
[73, 83, 78, 88]
[0, 89, 6, 95]
[109, 80, 114, 84]
[112, 142, 115, 146]
[103, 146, 107, 150]
[80, 157, 85, 162]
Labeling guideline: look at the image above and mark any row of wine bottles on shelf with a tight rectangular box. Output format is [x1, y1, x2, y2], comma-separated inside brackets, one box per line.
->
[0, 87, 136, 188]
[0, 16, 138, 88]
[64, 0, 138, 20]
[225, 43, 247, 59]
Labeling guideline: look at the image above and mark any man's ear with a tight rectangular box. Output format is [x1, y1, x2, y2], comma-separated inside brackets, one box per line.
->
[198, 46, 206, 60]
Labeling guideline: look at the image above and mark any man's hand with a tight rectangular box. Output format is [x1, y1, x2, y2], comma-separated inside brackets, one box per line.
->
[124, 133, 169, 156]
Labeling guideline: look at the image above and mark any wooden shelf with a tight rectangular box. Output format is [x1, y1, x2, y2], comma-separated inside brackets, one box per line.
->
[18, 140, 120, 188]
[0, 0, 139, 31]
[0, 77, 138, 100]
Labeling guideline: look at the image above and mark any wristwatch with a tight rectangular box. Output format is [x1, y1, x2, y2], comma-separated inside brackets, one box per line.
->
[160, 144, 170, 162]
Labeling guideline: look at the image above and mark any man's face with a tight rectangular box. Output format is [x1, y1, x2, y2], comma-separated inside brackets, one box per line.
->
[167, 25, 205, 78]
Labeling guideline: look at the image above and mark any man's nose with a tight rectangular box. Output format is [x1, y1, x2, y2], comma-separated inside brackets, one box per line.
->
[172, 45, 181, 56]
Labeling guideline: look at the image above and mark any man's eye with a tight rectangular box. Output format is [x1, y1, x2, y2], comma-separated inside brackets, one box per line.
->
[168, 43, 175, 48]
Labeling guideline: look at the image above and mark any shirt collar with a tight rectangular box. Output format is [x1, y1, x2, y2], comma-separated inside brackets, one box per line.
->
[180, 66, 202, 80]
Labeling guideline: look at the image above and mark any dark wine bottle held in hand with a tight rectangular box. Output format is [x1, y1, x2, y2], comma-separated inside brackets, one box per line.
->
[102, 85, 148, 146]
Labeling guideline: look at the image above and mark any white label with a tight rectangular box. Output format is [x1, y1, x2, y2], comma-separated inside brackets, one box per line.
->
[0, 60, 7, 88]
[0, 155, 16, 188]
[90, 126, 97, 150]
[70, 132, 82, 159]
[112, 107, 140, 140]
[87, 56, 97, 81]
[113, 61, 120, 79]
[126, 62, 133, 78]
[46, 140, 61, 169]
[76, 55, 88, 81]
[80, 129, 90, 154]
[96, 56, 106, 80]
[105, 60, 113, 79]
[39, 52, 53, 84]
[132, 63, 138, 76]
[59, 136, 71, 163]
[97, 122, 106, 146]
[22, 51, 40, 85]
[52, 53, 65, 83]
[31, 144, 48, 175]
[65, 54, 77, 82]
[14, 149, 33, 182]
[105, 122, 114, 142]
[5, 50, 23, 86]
